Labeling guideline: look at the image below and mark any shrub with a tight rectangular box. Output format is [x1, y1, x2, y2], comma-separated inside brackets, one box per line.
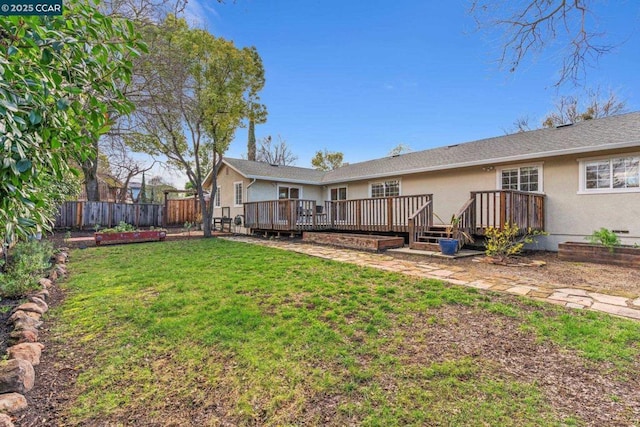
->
[484, 222, 547, 262]
[0, 240, 53, 298]
[100, 221, 137, 233]
[586, 228, 621, 252]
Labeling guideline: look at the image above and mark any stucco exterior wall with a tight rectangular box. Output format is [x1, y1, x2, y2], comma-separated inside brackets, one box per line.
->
[212, 164, 248, 220]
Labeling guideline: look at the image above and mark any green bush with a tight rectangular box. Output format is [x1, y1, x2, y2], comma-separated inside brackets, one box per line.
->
[0, 240, 53, 298]
[586, 228, 621, 252]
[484, 222, 547, 262]
[100, 221, 137, 233]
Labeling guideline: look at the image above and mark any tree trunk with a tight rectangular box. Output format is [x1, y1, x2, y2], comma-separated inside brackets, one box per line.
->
[247, 119, 256, 161]
[82, 159, 100, 201]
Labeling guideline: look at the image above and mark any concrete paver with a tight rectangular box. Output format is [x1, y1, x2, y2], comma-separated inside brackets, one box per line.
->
[223, 236, 640, 321]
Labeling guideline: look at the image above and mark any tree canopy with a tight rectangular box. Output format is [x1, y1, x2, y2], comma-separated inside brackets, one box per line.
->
[311, 149, 344, 171]
[129, 15, 266, 237]
[0, 0, 143, 244]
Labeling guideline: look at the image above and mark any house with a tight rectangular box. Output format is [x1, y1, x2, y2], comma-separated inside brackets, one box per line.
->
[205, 112, 640, 250]
[78, 174, 123, 202]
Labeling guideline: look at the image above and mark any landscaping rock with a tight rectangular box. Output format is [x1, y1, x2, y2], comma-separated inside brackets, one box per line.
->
[48, 270, 58, 281]
[7, 311, 40, 325]
[26, 297, 48, 313]
[54, 264, 67, 276]
[7, 343, 44, 366]
[9, 330, 38, 345]
[0, 393, 27, 413]
[0, 413, 14, 427]
[33, 288, 49, 301]
[13, 302, 46, 315]
[54, 253, 67, 264]
[0, 360, 35, 394]
[12, 317, 42, 331]
[38, 278, 53, 289]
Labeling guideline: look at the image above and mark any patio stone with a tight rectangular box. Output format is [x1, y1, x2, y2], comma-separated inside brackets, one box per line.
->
[632, 298, 640, 307]
[591, 303, 640, 320]
[588, 293, 629, 307]
[566, 302, 586, 309]
[555, 288, 590, 297]
[505, 286, 536, 296]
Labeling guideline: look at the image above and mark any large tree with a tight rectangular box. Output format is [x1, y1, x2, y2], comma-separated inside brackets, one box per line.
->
[470, 1, 632, 86]
[542, 88, 627, 127]
[130, 16, 266, 237]
[256, 136, 298, 166]
[0, 0, 142, 244]
[311, 149, 344, 171]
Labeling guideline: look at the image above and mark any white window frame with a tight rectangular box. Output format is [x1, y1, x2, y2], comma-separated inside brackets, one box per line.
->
[214, 185, 221, 208]
[234, 181, 243, 207]
[496, 163, 544, 193]
[369, 179, 401, 198]
[328, 185, 348, 201]
[578, 153, 640, 194]
[277, 184, 303, 199]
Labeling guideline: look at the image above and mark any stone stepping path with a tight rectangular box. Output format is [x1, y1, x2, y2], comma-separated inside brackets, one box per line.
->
[224, 236, 640, 321]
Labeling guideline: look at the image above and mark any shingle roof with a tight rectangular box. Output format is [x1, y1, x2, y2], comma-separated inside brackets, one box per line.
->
[224, 112, 640, 184]
[223, 158, 325, 184]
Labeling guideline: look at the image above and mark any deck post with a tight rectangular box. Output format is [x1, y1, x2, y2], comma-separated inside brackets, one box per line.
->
[356, 200, 361, 229]
[386, 197, 393, 231]
[499, 191, 506, 229]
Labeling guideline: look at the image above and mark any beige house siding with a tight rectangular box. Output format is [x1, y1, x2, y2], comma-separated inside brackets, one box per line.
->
[539, 149, 640, 249]
[212, 164, 248, 220]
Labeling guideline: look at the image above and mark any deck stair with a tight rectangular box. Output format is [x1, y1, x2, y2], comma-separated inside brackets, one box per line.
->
[411, 224, 451, 251]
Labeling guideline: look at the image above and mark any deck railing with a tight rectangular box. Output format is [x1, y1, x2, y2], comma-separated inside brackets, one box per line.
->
[471, 190, 545, 233]
[244, 194, 432, 233]
[452, 197, 476, 248]
[324, 194, 432, 233]
[407, 199, 433, 247]
[244, 199, 321, 231]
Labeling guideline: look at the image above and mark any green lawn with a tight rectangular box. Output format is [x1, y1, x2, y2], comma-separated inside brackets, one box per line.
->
[52, 238, 640, 426]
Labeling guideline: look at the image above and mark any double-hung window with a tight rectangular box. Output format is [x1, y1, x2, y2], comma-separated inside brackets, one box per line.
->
[370, 179, 400, 198]
[234, 182, 243, 206]
[580, 155, 640, 193]
[499, 165, 541, 192]
[214, 186, 221, 207]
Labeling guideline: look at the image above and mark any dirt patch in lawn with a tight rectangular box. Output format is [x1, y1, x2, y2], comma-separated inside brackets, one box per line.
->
[391, 250, 640, 298]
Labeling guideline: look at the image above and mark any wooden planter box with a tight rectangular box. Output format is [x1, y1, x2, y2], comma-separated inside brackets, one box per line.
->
[302, 232, 404, 252]
[95, 230, 167, 246]
[558, 242, 640, 268]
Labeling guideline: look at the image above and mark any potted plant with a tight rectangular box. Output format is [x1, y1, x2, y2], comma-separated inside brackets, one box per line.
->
[435, 214, 473, 256]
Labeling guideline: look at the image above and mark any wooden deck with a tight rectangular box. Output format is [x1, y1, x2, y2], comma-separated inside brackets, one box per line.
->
[244, 194, 432, 233]
[244, 190, 545, 242]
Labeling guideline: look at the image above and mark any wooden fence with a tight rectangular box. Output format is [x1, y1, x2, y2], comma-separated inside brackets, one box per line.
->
[54, 199, 207, 229]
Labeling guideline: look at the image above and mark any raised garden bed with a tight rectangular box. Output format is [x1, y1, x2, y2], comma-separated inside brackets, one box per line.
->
[302, 232, 404, 252]
[95, 230, 167, 246]
[558, 242, 640, 268]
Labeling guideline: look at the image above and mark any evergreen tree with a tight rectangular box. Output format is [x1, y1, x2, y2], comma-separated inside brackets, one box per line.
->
[140, 172, 148, 203]
[248, 119, 257, 161]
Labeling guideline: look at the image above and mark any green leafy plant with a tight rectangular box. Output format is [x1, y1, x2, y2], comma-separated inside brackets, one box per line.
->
[100, 222, 137, 233]
[484, 222, 547, 263]
[183, 221, 193, 237]
[586, 228, 621, 252]
[0, 240, 53, 298]
[64, 231, 72, 245]
[94, 224, 101, 233]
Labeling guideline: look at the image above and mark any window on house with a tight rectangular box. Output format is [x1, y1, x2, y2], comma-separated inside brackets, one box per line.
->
[500, 166, 541, 192]
[370, 180, 400, 197]
[214, 186, 221, 207]
[234, 182, 243, 206]
[330, 187, 347, 201]
[278, 186, 300, 199]
[582, 156, 639, 192]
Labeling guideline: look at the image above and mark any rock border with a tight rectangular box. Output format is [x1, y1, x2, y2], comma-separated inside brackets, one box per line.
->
[0, 248, 69, 427]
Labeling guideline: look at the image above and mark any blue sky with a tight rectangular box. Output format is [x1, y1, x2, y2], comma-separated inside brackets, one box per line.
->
[178, 0, 639, 173]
